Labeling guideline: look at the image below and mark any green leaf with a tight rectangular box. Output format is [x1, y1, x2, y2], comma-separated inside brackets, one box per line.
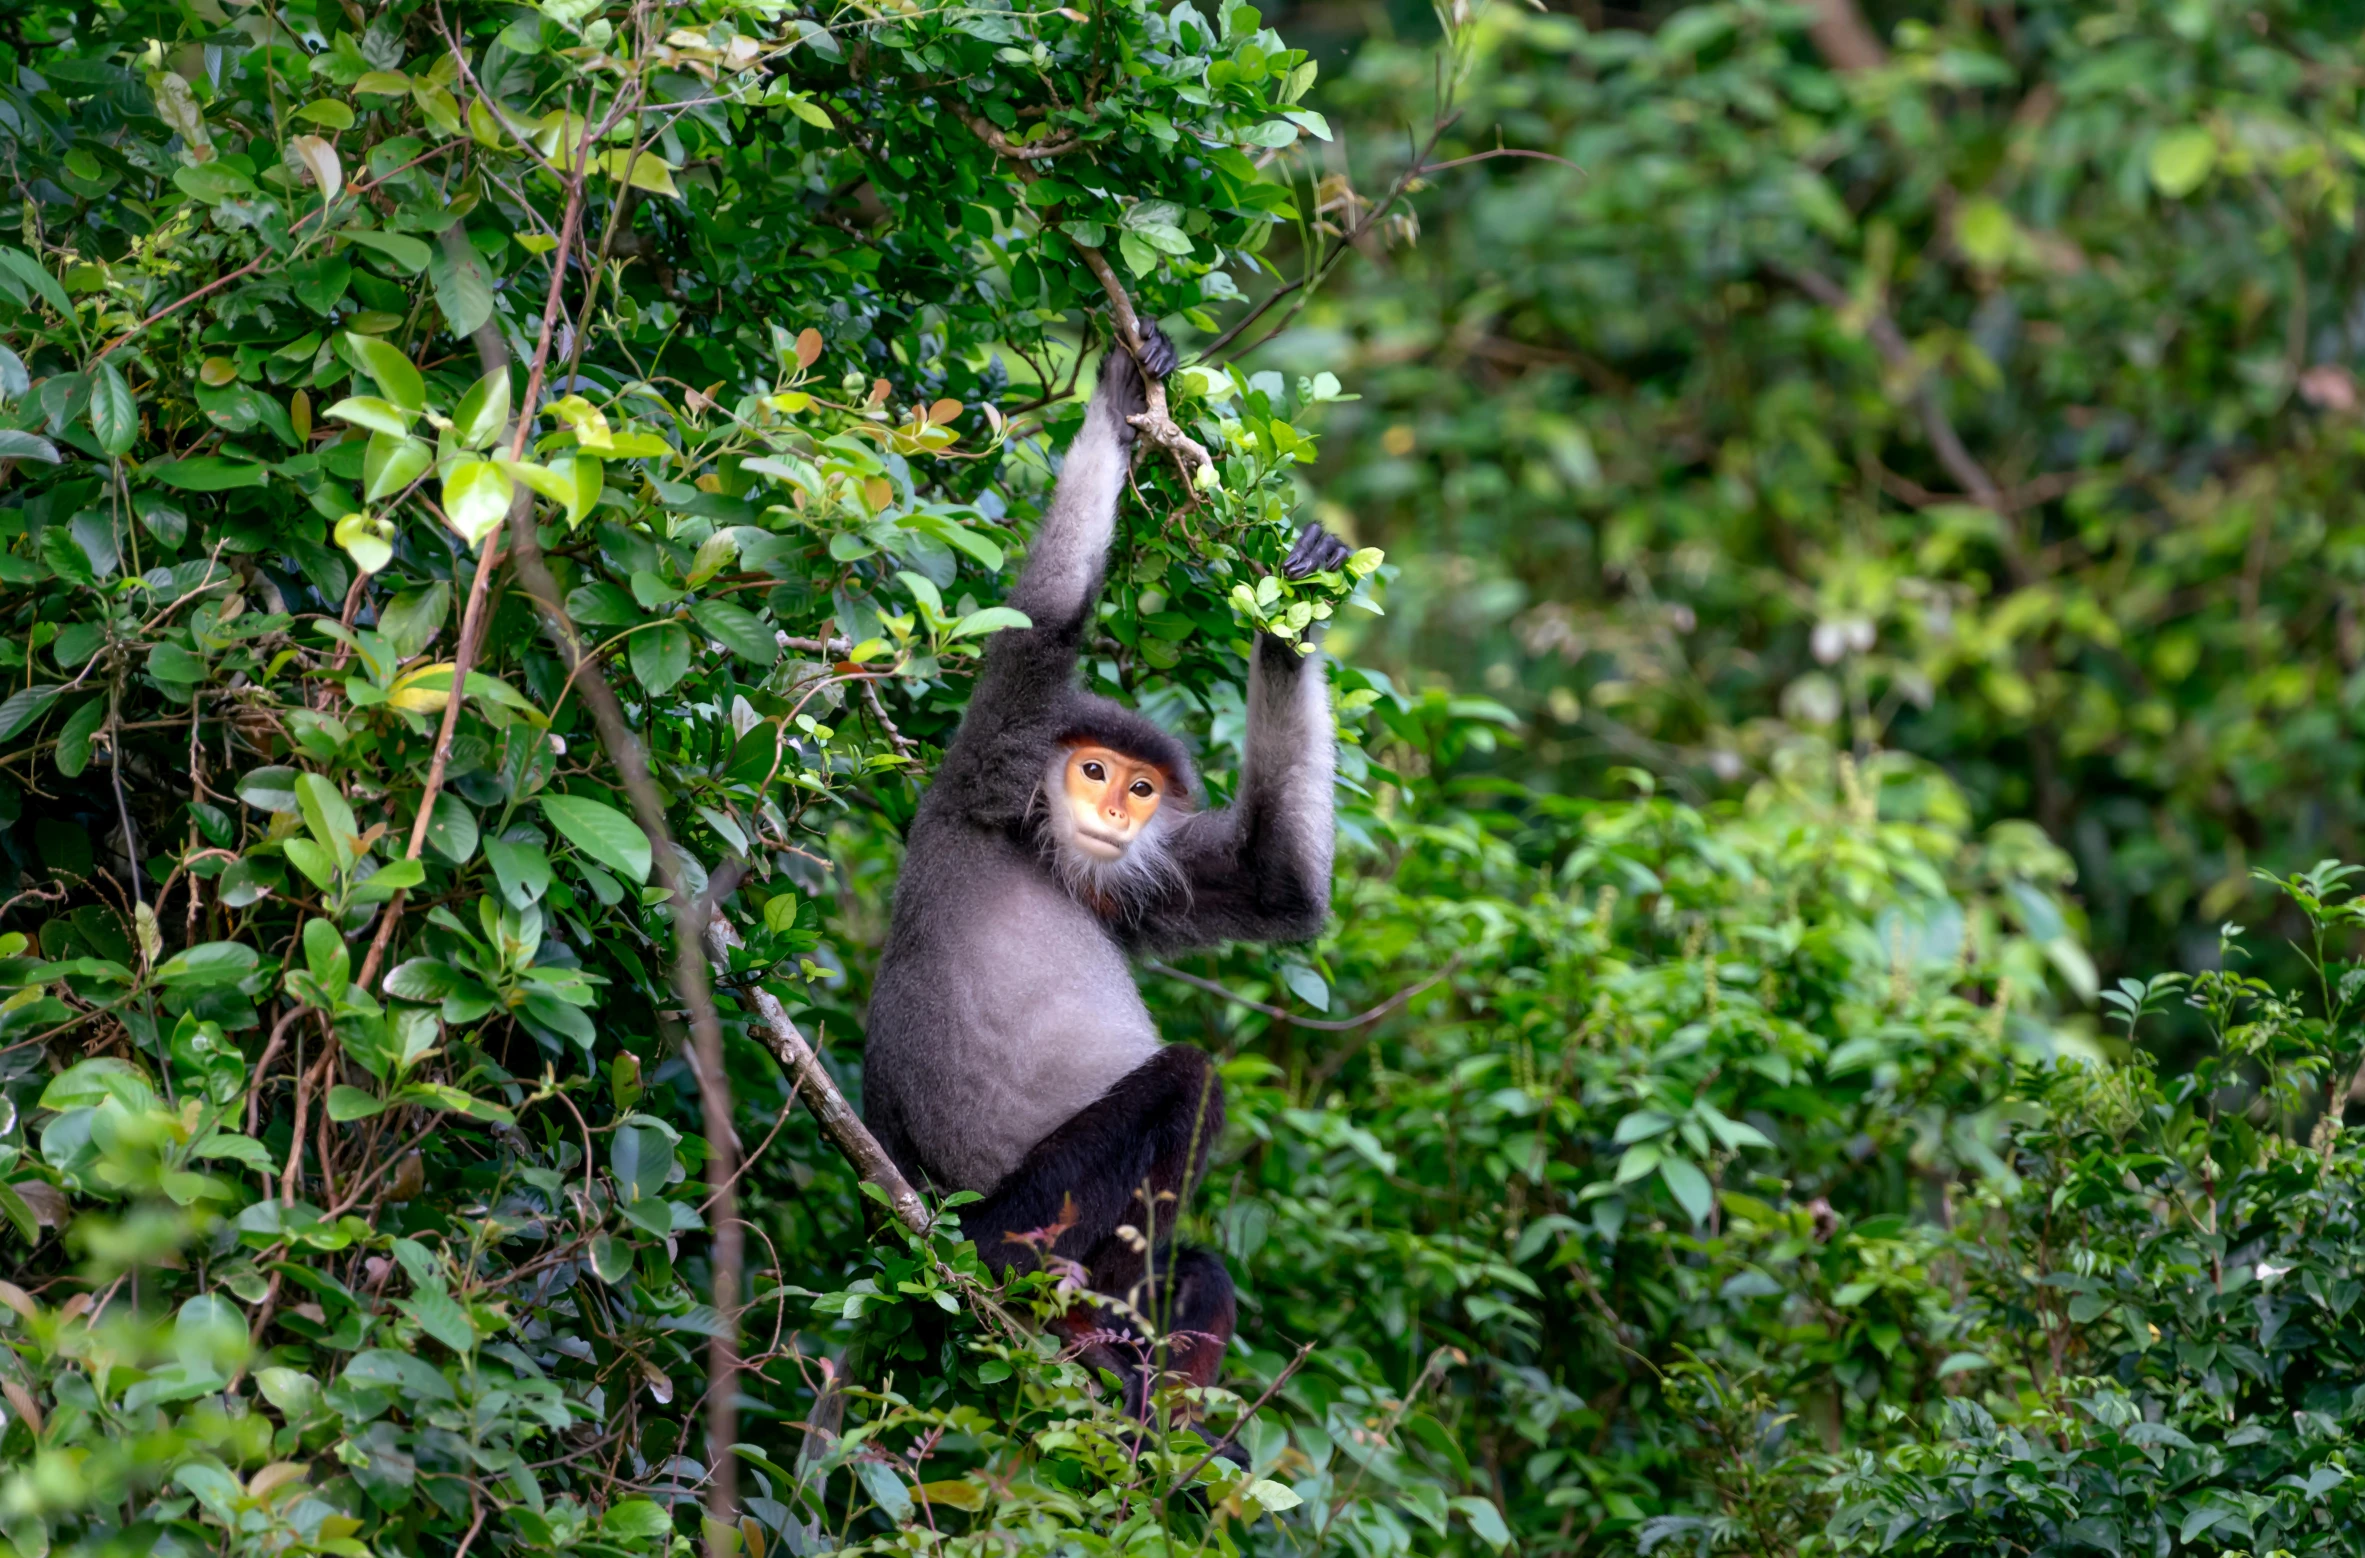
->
[431, 238, 496, 338]
[602, 1499, 673, 1539]
[148, 455, 270, 491]
[610, 1118, 676, 1200]
[441, 458, 513, 547]
[154, 942, 259, 990]
[326, 1085, 385, 1121]
[950, 606, 1032, 640]
[363, 430, 432, 501]
[401, 1284, 477, 1353]
[54, 698, 106, 777]
[236, 766, 302, 813]
[303, 916, 349, 990]
[691, 600, 778, 663]
[295, 772, 361, 869]
[540, 794, 653, 884]
[283, 837, 336, 891]
[1450, 1498, 1511, 1552]
[452, 366, 511, 451]
[379, 581, 451, 659]
[1658, 1156, 1713, 1225]
[628, 621, 693, 694]
[0, 684, 60, 740]
[340, 228, 432, 274]
[345, 333, 425, 412]
[89, 361, 136, 456]
[2149, 126, 2217, 199]
[425, 794, 478, 864]
[0, 429, 62, 464]
[325, 395, 415, 437]
[0, 246, 74, 318]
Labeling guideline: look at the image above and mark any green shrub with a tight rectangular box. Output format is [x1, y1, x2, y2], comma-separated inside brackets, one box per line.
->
[1832, 866, 2365, 1556]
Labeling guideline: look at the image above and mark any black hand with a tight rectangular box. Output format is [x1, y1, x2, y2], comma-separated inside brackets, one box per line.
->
[1136, 321, 1178, 379]
[1282, 523, 1354, 580]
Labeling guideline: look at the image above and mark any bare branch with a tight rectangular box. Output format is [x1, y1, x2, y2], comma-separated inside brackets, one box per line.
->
[1803, 0, 1890, 72]
[702, 913, 935, 1236]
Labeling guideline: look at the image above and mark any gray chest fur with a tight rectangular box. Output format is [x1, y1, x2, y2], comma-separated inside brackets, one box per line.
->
[865, 826, 1161, 1192]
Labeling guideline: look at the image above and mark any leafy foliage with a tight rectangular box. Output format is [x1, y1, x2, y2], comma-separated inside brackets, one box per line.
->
[1304, 0, 2365, 993]
[8, 2, 2365, 1557]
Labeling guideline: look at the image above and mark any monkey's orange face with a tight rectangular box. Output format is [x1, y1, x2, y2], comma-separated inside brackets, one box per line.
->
[1061, 744, 1166, 860]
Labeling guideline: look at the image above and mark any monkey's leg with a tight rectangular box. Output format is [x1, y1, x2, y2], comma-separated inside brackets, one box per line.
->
[1057, 1246, 1236, 1423]
[960, 1044, 1223, 1276]
[961, 1046, 1225, 1415]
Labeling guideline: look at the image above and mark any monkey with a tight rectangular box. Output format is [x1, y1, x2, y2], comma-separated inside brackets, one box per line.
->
[861, 324, 1351, 1415]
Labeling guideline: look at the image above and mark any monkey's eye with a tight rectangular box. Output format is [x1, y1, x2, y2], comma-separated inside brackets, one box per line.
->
[1130, 779, 1155, 798]
[1081, 761, 1105, 782]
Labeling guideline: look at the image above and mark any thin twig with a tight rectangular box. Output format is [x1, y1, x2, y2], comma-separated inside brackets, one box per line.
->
[1162, 1340, 1316, 1499]
[1145, 956, 1459, 1033]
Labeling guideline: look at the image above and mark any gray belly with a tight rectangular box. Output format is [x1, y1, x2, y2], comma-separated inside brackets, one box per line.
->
[869, 853, 1161, 1192]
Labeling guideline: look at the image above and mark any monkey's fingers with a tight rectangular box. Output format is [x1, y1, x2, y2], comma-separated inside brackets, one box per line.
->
[1282, 523, 1353, 580]
[1138, 322, 1179, 380]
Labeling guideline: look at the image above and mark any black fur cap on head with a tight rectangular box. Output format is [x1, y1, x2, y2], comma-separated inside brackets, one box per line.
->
[1053, 692, 1197, 803]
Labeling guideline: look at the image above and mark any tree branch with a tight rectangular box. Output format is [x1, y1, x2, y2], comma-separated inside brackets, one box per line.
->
[446, 160, 745, 1547]
[948, 113, 1213, 488]
[1780, 263, 2028, 582]
[1066, 245, 1216, 488]
[1802, 0, 1889, 72]
[702, 912, 934, 1236]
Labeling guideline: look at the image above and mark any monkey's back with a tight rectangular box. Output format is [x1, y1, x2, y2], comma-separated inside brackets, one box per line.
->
[864, 804, 1162, 1195]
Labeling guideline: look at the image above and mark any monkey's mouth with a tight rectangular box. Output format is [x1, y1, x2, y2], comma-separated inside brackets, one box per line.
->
[1073, 827, 1131, 860]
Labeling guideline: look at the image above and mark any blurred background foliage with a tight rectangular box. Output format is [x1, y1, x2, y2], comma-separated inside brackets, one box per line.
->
[5, 1, 2365, 1557]
[1281, 0, 2365, 1001]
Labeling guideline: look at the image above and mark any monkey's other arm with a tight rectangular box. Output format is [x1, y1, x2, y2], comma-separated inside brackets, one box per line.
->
[1135, 523, 1353, 949]
[1003, 326, 1175, 633]
[928, 329, 1176, 821]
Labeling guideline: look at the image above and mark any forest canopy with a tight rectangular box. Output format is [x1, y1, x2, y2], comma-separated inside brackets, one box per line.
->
[2, 2, 2364, 1557]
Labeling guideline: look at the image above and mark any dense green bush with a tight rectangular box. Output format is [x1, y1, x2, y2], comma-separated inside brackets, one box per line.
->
[6, 2, 2363, 1556]
[1832, 868, 2365, 1556]
[1299, 0, 2365, 990]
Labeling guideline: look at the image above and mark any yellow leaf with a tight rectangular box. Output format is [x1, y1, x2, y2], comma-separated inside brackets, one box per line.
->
[291, 389, 312, 443]
[546, 395, 614, 453]
[355, 71, 411, 96]
[245, 1461, 310, 1499]
[862, 476, 893, 512]
[515, 233, 559, 255]
[915, 1480, 985, 1512]
[290, 134, 342, 201]
[387, 661, 457, 714]
[927, 398, 962, 426]
[413, 82, 462, 137]
[199, 356, 237, 387]
[602, 148, 681, 197]
[785, 94, 835, 131]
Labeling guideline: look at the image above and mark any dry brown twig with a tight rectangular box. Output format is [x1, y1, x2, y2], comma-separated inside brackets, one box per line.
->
[948, 115, 1214, 490]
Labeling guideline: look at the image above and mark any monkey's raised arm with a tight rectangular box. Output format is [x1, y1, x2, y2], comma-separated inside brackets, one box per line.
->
[929, 333, 1175, 826]
[1131, 525, 1353, 950]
